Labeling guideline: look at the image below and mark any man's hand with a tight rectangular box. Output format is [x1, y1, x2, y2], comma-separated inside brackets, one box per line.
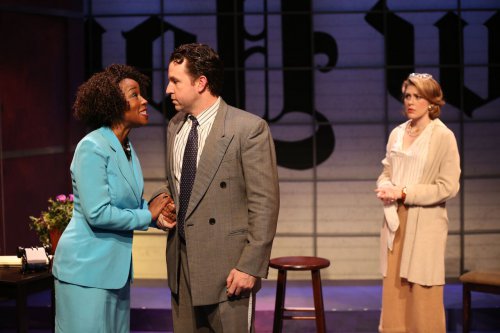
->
[226, 268, 256, 297]
[157, 213, 177, 231]
[156, 194, 177, 231]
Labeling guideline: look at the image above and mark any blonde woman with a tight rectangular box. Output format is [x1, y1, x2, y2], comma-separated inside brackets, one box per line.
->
[375, 73, 461, 332]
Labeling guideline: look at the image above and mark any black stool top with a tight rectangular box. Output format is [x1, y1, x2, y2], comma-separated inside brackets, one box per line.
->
[269, 256, 330, 271]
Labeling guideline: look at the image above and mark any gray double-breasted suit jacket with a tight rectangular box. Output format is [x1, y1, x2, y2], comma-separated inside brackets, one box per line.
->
[153, 99, 280, 306]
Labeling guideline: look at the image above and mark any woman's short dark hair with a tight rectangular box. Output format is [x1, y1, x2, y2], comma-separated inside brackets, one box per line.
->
[169, 43, 224, 97]
[73, 64, 150, 129]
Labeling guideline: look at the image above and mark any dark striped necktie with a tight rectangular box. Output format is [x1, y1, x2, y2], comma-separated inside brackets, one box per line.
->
[177, 116, 198, 239]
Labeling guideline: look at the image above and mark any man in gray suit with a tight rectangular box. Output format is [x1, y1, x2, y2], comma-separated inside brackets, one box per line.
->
[153, 43, 280, 332]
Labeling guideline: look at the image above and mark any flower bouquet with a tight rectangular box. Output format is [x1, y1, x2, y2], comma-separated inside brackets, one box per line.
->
[29, 194, 74, 250]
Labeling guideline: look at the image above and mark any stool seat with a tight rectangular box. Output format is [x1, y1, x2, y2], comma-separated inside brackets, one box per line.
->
[269, 256, 331, 333]
[459, 270, 500, 333]
[460, 271, 500, 287]
[270, 256, 330, 271]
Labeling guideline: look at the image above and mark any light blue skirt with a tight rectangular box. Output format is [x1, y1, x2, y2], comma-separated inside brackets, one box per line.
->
[55, 279, 130, 333]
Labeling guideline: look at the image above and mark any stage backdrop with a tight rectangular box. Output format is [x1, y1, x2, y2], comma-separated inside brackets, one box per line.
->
[8, 0, 500, 280]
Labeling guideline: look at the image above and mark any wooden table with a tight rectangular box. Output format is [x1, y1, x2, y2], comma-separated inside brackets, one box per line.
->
[0, 267, 54, 333]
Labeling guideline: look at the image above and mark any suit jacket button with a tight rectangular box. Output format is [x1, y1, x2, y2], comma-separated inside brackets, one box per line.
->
[209, 218, 216, 225]
[220, 181, 226, 188]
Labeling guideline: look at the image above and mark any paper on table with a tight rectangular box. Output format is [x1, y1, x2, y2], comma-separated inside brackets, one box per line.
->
[0, 255, 22, 267]
[25, 248, 49, 264]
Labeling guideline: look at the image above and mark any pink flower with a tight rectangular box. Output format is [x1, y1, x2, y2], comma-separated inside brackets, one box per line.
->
[68, 194, 74, 202]
[56, 194, 67, 202]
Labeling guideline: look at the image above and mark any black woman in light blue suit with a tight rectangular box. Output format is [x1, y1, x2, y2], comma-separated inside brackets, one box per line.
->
[52, 64, 172, 333]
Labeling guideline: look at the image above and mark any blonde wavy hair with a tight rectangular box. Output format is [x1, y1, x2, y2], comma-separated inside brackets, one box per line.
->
[401, 73, 445, 119]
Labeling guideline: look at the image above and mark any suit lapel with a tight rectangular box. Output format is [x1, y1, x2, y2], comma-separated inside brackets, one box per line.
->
[186, 102, 233, 219]
[99, 127, 141, 203]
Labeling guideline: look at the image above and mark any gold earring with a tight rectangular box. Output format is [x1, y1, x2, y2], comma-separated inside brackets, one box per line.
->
[428, 105, 434, 111]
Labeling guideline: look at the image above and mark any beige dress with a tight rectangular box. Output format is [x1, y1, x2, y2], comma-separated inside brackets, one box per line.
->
[377, 119, 460, 333]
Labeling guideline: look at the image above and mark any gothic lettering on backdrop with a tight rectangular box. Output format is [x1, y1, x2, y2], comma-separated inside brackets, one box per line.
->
[122, 17, 196, 119]
[485, 12, 500, 101]
[366, 0, 500, 117]
[85, 1, 499, 170]
[436, 12, 500, 116]
[84, 17, 196, 119]
[85, 16, 196, 119]
[365, 1, 414, 105]
[85, 1, 338, 171]
[84, 18, 105, 80]
[216, 0, 337, 170]
[276, 0, 337, 170]
[216, 0, 247, 109]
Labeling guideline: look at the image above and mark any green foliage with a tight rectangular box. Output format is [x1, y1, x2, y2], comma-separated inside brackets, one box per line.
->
[29, 194, 73, 246]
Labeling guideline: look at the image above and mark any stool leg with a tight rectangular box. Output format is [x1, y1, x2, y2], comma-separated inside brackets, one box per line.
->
[273, 269, 287, 333]
[311, 269, 327, 333]
[463, 283, 471, 333]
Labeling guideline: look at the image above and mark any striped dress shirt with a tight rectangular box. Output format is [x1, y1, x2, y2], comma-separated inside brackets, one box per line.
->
[172, 97, 220, 193]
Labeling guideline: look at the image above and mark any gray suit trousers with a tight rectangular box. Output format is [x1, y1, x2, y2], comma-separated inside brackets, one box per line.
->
[171, 240, 256, 333]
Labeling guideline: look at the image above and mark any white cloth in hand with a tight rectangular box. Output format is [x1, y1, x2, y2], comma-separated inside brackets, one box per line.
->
[383, 203, 399, 251]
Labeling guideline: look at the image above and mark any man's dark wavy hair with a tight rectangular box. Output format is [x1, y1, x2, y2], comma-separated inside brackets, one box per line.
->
[169, 43, 224, 97]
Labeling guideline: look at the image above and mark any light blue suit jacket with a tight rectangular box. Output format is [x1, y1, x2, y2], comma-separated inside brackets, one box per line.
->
[52, 127, 153, 289]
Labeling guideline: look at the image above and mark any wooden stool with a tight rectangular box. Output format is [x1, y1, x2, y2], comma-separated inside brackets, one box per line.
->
[459, 271, 500, 333]
[269, 256, 330, 333]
